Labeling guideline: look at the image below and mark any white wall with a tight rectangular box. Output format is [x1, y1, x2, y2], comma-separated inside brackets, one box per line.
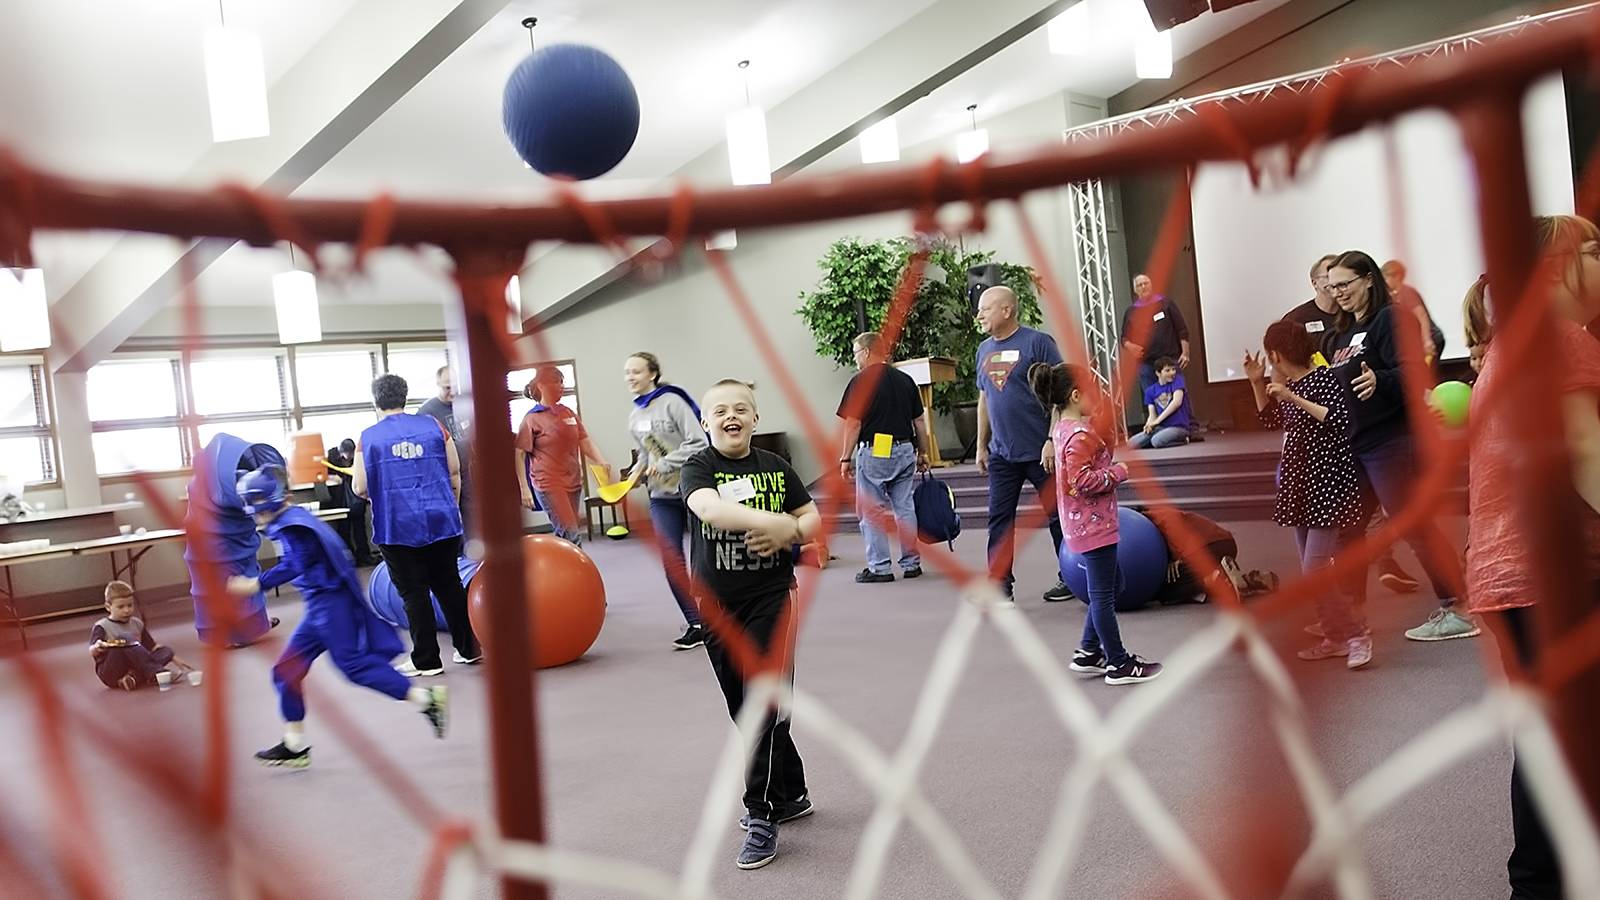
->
[1190, 72, 1574, 380]
[538, 90, 1090, 484]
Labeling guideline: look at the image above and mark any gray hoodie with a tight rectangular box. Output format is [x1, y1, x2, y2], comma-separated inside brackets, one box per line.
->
[627, 391, 708, 499]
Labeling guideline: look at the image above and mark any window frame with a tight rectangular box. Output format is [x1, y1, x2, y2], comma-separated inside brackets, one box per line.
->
[0, 353, 60, 487]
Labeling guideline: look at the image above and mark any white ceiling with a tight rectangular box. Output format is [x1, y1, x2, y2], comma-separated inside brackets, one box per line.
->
[3, 0, 1294, 324]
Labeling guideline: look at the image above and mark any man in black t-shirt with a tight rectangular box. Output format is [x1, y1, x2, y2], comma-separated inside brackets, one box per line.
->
[681, 379, 822, 871]
[1282, 254, 1341, 358]
[836, 332, 930, 584]
[418, 366, 470, 521]
[1119, 273, 1191, 414]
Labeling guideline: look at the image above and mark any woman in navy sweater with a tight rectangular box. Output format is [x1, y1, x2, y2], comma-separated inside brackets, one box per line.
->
[1321, 250, 1474, 642]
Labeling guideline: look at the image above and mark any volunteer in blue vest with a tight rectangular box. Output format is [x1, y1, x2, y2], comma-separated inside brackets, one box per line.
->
[353, 374, 482, 677]
[837, 331, 930, 583]
[975, 286, 1072, 603]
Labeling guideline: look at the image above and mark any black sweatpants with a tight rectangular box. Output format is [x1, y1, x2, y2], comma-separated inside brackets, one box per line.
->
[704, 589, 808, 822]
[380, 536, 480, 669]
[1503, 606, 1565, 900]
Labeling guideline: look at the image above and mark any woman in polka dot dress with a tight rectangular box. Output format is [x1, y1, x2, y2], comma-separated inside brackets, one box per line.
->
[1246, 321, 1370, 668]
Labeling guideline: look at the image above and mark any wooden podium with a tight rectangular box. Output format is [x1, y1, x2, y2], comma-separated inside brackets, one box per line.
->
[894, 356, 958, 467]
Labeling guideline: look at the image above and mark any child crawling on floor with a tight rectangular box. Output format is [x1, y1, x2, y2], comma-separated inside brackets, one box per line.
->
[91, 580, 197, 691]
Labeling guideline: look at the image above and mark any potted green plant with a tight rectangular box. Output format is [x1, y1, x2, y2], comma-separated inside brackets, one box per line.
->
[798, 236, 1041, 458]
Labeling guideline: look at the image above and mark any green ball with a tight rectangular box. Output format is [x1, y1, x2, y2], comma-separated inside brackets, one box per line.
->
[1430, 380, 1472, 427]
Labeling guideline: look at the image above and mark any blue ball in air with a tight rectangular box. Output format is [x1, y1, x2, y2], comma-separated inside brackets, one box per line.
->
[503, 43, 640, 181]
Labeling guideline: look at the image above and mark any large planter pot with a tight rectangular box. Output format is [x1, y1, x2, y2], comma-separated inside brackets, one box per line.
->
[952, 401, 979, 461]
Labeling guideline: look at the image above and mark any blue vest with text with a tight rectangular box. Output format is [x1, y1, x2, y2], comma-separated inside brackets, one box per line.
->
[361, 413, 462, 547]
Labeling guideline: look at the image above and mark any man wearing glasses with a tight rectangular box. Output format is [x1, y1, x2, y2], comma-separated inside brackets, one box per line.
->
[1282, 254, 1341, 345]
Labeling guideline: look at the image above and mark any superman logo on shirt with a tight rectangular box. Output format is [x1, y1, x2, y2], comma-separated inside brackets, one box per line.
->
[982, 350, 1020, 391]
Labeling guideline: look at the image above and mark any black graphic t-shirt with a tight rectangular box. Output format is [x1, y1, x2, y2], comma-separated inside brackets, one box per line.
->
[681, 446, 813, 608]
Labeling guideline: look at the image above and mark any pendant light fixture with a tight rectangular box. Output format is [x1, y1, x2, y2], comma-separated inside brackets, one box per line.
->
[859, 117, 900, 165]
[1135, 28, 1174, 79]
[1047, 2, 1091, 56]
[726, 60, 771, 186]
[273, 246, 321, 345]
[0, 266, 49, 352]
[506, 274, 523, 334]
[956, 104, 989, 164]
[205, 0, 271, 142]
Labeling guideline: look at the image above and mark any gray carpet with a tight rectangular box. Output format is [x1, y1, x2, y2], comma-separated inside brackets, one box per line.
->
[0, 517, 1511, 899]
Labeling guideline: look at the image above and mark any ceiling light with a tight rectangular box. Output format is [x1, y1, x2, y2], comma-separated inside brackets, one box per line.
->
[1136, 29, 1173, 79]
[273, 248, 320, 345]
[507, 274, 523, 334]
[859, 118, 900, 164]
[726, 61, 771, 185]
[1047, 2, 1091, 55]
[957, 104, 989, 164]
[204, 4, 269, 142]
[0, 268, 50, 352]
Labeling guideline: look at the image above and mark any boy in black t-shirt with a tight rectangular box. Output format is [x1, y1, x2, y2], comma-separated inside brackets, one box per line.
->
[681, 379, 822, 871]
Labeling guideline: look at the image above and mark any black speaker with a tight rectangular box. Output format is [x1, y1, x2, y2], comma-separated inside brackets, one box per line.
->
[966, 263, 1005, 316]
[1142, 0, 1208, 31]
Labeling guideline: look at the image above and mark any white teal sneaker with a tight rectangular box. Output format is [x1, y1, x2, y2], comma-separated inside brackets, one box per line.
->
[1403, 608, 1481, 642]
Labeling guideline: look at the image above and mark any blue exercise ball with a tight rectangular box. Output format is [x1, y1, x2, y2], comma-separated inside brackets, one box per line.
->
[367, 557, 483, 630]
[1058, 508, 1168, 612]
[503, 43, 640, 180]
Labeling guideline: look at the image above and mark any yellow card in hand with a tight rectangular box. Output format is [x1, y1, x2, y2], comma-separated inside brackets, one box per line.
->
[872, 433, 893, 458]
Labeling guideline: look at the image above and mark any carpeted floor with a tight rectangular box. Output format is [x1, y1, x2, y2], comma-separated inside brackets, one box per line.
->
[0, 516, 1510, 899]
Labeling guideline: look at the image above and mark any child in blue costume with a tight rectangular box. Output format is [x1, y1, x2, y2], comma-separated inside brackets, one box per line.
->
[227, 465, 447, 769]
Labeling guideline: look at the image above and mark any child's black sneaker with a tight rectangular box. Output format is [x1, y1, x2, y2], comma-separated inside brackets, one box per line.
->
[1105, 655, 1163, 685]
[673, 625, 708, 651]
[421, 686, 449, 739]
[255, 741, 311, 769]
[1068, 647, 1109, 674]
[736, 818, 778, 869]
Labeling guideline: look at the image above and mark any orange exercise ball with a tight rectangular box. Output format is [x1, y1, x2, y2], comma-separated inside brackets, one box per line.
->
[468, 534, 605, 668]
[287, 431, 327, 486]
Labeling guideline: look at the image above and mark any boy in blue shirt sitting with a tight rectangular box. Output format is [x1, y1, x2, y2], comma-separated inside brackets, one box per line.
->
[1129, 358, 1192, 449]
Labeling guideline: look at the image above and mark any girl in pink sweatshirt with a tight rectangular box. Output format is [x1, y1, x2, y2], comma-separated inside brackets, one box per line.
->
[1031, 363, 1163, 685]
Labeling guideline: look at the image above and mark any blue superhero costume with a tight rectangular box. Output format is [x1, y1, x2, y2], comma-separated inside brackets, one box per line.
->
[259, 506, 409, 721]
[185, 434, 282, 646]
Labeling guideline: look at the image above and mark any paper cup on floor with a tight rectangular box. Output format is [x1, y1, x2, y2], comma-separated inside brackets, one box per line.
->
[187, 671, 203, 686]
[156, 671, 173, 687]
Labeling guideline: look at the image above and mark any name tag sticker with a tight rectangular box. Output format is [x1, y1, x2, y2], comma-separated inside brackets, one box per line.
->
[1153, 311, 1166, 322]
[1305, 321, 1325, 333]
[718, 478, 757, 503]
[998, 349, 1020, 362]
[1349, 331, 1367, 349]
[564, 417, 578, 425]
[872, 433, 894, 458]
